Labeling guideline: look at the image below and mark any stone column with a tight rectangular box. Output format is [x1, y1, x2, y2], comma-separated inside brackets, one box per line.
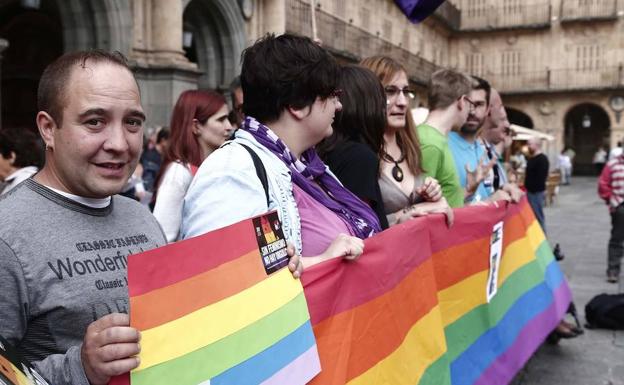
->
[0, 38, 9, 129]
[130, 0, 200, 129]
[150, 0, 187, 64]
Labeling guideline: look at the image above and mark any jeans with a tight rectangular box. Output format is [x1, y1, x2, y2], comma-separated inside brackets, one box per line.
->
[527, 191, 546, 235]
[608, 204, 624, 275]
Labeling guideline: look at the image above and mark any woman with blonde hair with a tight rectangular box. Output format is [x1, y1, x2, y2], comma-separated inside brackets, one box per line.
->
[360, 55, 452, 226]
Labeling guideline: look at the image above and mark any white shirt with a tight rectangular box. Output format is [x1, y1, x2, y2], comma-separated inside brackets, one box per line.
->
[609, 147, 623, 161]
[153, 161, 193, 242]
[1, 166, 38, 195]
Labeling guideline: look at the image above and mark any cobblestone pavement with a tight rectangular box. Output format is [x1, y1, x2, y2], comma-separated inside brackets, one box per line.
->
[511, 177, 624, 385]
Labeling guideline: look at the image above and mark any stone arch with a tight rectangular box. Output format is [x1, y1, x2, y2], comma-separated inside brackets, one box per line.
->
[183, 0, 246, 90]
[505, 107, 534, 128]
[0, 0, 132, 130]
[564, 102, 611, 175]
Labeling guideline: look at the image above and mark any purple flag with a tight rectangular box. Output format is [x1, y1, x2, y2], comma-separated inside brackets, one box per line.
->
[393, 0, 446, 23]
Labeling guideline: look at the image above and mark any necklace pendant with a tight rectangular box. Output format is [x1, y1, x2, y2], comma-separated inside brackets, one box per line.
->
[392, 164, 404, 182]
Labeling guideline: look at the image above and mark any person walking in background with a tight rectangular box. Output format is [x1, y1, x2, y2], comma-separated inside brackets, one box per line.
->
[153, 90, 233, 242]
[609, 141, 622, 160]
[593, 146, 607, 175]
[558, 150, 572, 185]
[0, 128, 43, 195]
[140, 127, 169, 195]
[416, 69, 474, 208]
[525, 138, 549, 233]
[598, 152, 624, 283]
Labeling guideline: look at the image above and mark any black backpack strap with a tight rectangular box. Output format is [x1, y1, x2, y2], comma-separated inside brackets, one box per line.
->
[238, 143, 270, 208]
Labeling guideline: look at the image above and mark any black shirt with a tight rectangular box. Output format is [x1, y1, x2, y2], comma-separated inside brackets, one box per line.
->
[525, 153, 549, 193]
[323, 141, 389, 229]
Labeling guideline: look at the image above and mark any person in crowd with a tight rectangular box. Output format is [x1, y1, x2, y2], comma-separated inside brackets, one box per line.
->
[316, 65, 389, 229]
[359, 56, 451, 226]
[525, 138, 549, 233]
[448, 76, 496, 204]
[229, 75, 244, 128]
[598, 151, 624, 283]
[478, 87, 523, 202]
[416, 69, 474, 208]
[181, 33, 381, 265]
[0, 128, 43, 195]
[152, 90, 233, 242]
[593, 146, 607, 175]
[0, 50, 303, 385]
[558, 150, 572, 185]
[609, 141, 622, 160]
[120, 162, 146, 201]
[140, 127, 169, 194]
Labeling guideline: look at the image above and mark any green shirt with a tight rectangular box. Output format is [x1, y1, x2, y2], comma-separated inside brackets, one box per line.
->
[417, 124, 464, 208]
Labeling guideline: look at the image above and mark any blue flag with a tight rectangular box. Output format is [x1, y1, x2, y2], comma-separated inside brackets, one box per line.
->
[393, 0, 446, 23]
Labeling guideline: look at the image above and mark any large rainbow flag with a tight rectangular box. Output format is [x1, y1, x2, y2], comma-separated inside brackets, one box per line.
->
[302, 197, 571, 384]
[111, 213, 320, 385]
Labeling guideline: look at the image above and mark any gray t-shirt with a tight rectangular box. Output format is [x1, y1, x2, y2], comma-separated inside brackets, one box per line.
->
[0, 179, 166, 385]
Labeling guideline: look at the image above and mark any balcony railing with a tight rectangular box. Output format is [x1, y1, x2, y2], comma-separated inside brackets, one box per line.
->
[560, 0, 618, 22]
[486, 66, 624, 94]
[432, 1, 461, 30]
[461, 1, 552, 31]
[285, 0, 439, 85]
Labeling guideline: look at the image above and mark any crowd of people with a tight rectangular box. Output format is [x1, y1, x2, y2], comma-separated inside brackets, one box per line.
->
[0, 33, 580, 385]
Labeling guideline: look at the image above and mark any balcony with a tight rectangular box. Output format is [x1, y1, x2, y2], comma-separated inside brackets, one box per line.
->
[460, 1, 552, 31]
[285, 0, 439, 86]
[431, 1, 461, 30]
[487, 66, 624, 94]
[560, 0, 618, 22]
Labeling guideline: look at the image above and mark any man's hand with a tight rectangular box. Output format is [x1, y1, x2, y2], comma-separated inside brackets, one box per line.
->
[465, 154, 497, 196]
[81, 313, 141, 385]
[501, 183, 524, 203]
[488, 189, 512, 203]
[286, 243, 303, 279]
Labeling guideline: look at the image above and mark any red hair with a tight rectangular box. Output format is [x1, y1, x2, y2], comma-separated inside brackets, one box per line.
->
[154, 89, 226, 191]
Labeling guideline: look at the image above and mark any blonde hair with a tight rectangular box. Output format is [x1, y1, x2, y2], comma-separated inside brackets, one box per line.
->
[360, 55, 423, 175]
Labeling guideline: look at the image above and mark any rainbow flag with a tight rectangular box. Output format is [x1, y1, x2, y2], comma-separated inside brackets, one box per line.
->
[111, 213, 320, 385]
[302, 197, 571, 384]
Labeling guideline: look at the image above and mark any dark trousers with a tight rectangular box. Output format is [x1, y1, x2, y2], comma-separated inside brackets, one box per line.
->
[608, 204, 624, 275]
[527, 191, 546, 235]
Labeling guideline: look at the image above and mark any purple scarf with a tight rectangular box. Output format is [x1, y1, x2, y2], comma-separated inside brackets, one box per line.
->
[242, 116, 381, 239]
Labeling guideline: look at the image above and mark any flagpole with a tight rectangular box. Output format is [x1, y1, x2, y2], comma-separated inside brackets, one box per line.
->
[310, 0, 318, 41]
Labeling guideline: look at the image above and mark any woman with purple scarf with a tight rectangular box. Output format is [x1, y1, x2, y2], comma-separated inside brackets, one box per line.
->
[180, 34, 381, 265]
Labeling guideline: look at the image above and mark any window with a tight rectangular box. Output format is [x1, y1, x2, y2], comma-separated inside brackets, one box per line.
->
[466, 52, 484, 77]
[575, 44, 603, 71]
[383, 19, 392, 40]
[359, 6, 371, 28]
[501, 51, 521, 76]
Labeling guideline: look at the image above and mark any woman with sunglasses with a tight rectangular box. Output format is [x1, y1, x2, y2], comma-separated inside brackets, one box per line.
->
[361, 56, 452, 227]
[153, 89, 234, 242]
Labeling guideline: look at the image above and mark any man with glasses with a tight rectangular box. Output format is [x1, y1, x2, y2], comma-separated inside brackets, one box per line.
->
[448, 76, 497, 203]
[417, 69, 474, 208]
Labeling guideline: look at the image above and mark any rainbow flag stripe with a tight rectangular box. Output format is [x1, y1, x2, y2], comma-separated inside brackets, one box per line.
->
[121, 216, 320, 385]
[302, 198, 571, 385]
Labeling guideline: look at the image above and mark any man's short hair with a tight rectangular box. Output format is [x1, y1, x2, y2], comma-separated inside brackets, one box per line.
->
[471, 75, 491, 106]
[37, 50, 133, 126]
[0, 129, 44, 169]
[156, 127, 170, 144]
[240, 33, 340, 123]
[427, 69, 474, 111]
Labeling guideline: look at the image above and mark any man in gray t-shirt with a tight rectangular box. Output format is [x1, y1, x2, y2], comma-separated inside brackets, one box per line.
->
[0, 51, 163, 385]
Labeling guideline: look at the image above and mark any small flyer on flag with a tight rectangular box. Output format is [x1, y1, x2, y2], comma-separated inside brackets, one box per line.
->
[0, 335, 49, 385]
[486, 221, 504, 302]
[252, 211, 289, 275]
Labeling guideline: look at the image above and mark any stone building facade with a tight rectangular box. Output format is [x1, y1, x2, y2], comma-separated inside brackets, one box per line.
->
[1, 0, 623, 172]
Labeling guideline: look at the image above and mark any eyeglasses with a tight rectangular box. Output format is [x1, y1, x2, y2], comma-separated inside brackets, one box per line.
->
[384, 86, 415, 101]
[462, 96, 477, 111]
